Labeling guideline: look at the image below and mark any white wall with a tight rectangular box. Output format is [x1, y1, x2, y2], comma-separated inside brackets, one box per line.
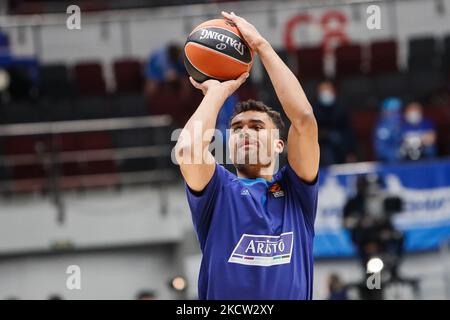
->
[314, 249, 450, 300]
[0, 183, 196, 300]
[1, 178, 450, 300]
[0, 184, 192, 254]
[0, 246, 182, 299]
[2, 233, 449, 299]
[182, 248, 450, 300]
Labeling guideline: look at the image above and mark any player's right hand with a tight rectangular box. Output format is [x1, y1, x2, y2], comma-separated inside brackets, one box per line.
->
[189, 72, 249, 97]
[221, 11, 269, 55]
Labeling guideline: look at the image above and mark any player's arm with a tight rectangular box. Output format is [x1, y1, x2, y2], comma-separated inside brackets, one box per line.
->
[222, 11, 319, 183]
[175, 73, 248, 192]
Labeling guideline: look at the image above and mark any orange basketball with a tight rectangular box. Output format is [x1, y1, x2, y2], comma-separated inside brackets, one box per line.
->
[184, 19, 253, 82]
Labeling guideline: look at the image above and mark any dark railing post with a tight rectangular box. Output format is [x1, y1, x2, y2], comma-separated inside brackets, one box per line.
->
[48, 134, 65, 224]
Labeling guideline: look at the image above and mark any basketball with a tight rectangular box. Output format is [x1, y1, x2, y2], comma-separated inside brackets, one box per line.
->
[183, 19, 253, 82]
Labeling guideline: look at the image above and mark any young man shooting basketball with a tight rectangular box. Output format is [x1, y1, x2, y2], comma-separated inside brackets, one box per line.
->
[175, 11, 320, 300]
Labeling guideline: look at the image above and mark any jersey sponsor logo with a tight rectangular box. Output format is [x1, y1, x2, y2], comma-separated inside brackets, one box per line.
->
[269, 183, 285, 198]
[228, 232, 293, 266]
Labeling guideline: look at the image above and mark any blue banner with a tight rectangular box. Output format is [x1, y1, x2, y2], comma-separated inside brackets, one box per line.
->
[313, 159, 450, 258]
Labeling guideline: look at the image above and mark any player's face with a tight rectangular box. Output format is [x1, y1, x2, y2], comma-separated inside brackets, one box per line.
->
[228, 111, 283, 168]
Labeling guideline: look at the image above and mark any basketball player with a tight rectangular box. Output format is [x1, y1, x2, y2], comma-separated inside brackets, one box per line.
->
[175, 11, 320, 299]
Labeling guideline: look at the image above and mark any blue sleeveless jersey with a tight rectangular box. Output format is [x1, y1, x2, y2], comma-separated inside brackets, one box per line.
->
[185, 163, 318, 300]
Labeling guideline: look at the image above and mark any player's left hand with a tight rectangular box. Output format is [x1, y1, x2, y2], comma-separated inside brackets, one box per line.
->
[221, 11, 269, 54]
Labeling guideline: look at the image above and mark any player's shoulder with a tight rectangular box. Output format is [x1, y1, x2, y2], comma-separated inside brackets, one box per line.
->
[276, 162, 319, 188]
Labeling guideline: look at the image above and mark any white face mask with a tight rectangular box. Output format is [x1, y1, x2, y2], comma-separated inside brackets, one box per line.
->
[405, 111, 422, 125]
[318, 90, 336, 106]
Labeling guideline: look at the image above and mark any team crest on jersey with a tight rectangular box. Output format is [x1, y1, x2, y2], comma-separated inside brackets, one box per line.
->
[269, 183, 285, 198]
[228, 232, 293, 267]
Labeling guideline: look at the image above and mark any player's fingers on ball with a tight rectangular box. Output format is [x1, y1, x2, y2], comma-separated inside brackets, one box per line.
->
[221, 11, 231, 18]
[234, 72, 249, 87]
[221, 11, 234, 21]
[189, 76, 200, 88]
[240, 72, 249, 82]
[223, 11, 238, 23]
[231, 12, 245, 23]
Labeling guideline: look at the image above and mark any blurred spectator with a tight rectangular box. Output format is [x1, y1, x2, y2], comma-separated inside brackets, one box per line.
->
[374, 97, 403, 163]
[313, 80, 356, 166]
[136, 290, 157, 300]
[0, 28, 10, 56]
[144, 42, 188, 98]
[343, 174, 404, 278]
[327, 273, 348, 300]
[400, 101, 437, 161]
[48, 294, 63, 300]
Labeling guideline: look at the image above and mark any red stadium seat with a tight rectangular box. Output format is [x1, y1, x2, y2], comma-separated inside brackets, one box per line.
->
[296, 46, 325, 79]
[351, 111, 379, 161]
[113, 59, 144, 94]
[149, 83, 188, 126]
[73, 62, 107, 96]
[4, 136, 38, 155]
[335, 44, 363, 78]
[82, 3, 109, 12]
[4, 136, 46, 180]
[14, 3, 45, 14]
[79, 132, 112, 150]
[53, 134, 82, 177]
[54, 132, 118, 185]
[79, 132, 117, 176]
[369, 40, 398, 74]
[54, 133, 81, 151]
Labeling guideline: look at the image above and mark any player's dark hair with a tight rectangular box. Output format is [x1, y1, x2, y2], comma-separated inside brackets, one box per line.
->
[229, 99, 285, 140]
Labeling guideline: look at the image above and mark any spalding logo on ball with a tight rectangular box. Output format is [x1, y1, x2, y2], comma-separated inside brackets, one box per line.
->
[184, 19, 253, 82]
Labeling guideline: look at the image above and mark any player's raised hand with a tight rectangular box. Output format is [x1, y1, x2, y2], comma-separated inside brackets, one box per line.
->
[221, 11, 269, 54]
[189, 72, 249, 97]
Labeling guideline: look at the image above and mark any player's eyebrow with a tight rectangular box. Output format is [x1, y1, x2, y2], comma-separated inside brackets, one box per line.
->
[230, 119, 266, 127]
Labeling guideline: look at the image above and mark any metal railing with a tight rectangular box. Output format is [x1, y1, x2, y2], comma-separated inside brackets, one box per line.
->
[0, 114, 177, 223]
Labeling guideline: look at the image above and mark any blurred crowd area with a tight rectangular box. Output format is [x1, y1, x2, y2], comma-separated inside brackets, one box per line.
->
[143, 38, 450, 167]
[0, 0, 450, 193]
[1, 26, 450, 194]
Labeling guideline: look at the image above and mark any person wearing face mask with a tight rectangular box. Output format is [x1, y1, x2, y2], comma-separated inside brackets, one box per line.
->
[400, 101, 437, 161]
[314, 80, 356, 166]
[374, 97, 403, 163]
